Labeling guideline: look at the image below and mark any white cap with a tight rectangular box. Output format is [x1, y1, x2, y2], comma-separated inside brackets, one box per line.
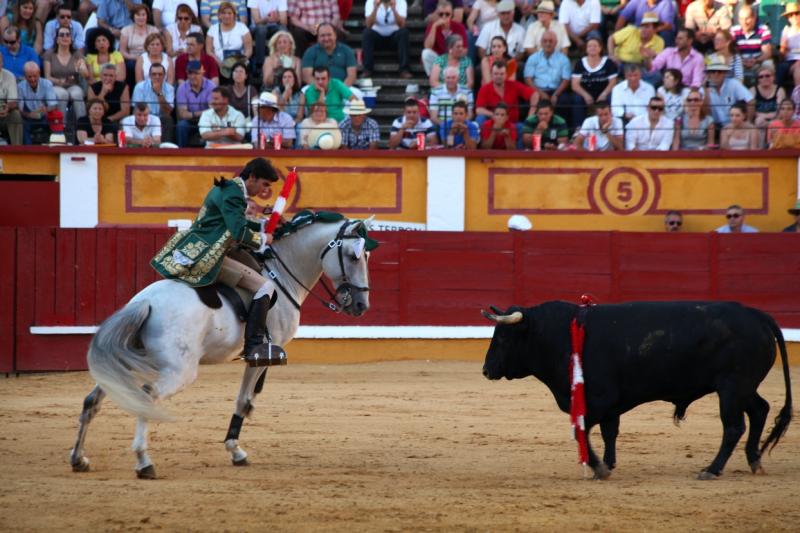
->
[507, 214, 532, 231]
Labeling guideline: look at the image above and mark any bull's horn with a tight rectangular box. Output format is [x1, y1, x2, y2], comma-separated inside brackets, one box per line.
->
[481, 309, 523, 324]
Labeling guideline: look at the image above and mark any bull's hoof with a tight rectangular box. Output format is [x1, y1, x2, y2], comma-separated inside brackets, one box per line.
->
[592, 463, 612, 480]
[71, 456, 90, 473]
[232, 456, 249, 467]
[136, 464, 157, 479]
[749, 461, 766, 475]
[697, 470, 719, 480]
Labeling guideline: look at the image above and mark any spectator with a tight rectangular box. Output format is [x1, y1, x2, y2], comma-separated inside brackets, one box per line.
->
[684, 0, 731, 53]
[706, 29, 743, 84]
[0, 52, 22, 144]
[672, 87, 714, 149]
[559, 0, 602, 52]
[650, 28, 705, 88]
[362, 0, 412, 79]
[611, 63, 656, 122]
[10, 0, 42, 55]
[523, 1, 570, 55]
[228, 61, 256, 119]
[521, 100, 568, 149]
[466, 0, 499, 40]
[175, 31, 219, 84]
[422, 1, 467, 77]
[288, 0, 344, 57]
[625, 95, 673, 150]
[423, 0, 464, 23]
[715, 204, 759, 233]
[479, 102, 516, 149]
[731, 5, 773, 88]
[430, 33, 473, 89]
[664, 210, 683, 231]
[704, 62, 753, 127]
[43, 5, 85, 52]
[570, 37, 618, 129]
[339, 99, 379, 149]
[120, 4, 160, 80]
[120, 102, 162, 147]
[84, 26, 125, 83]
[481, 35, 516, 84]
[250, 90, 295, 148]
[617, 0, 676, 45]
[303, 65, 355, 123]
[429, 65, 473, 125]
[17, 61, 56, 144]
[767, 99, 800, 148]
[261, 30, 300, 89]
[388, 97, 438, 149]
[198, 85, 246, 146]
[132, 62, 175, 143]
[272, 66, 303, 122]
[76, 97, 115, 144]
[206, 2, 252, 80]
[163, 3, 202, 56]
[516, 0, 537, 30]
[135, 33, 174, 84]
[297, 101, 341, 148]
[573, 100, 624, 150]
[97, 0, 141, 39]
[300, 22, 355, 86]
[751, 66, 785, 130]
[1, 26, 40, 80]
[476, 0, 525, 60]
[720, 100, 760, 149]
[153, 0, 199, 29]
[77, 0, 96, 25]
[476, 59, 536, 127]
[87, 62, 131, 124]
[783, 200, 800, 232]
[608, 11, 664, 71]
[249, 0, 288, 72]
[199, 0, 247, 27]
[657, 68, 689, 120]
[175, 59, 215, 146]
[439, 99, 478, 148]
[778, 3, 800, 89]
[43, 26, 89, 122]
[523, 30, 570, 116]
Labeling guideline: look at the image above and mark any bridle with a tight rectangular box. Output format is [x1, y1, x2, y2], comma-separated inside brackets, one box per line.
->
[265, 220, 370, 313]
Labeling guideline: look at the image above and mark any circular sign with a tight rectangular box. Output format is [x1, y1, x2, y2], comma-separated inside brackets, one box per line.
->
[597, 167, 650, 215]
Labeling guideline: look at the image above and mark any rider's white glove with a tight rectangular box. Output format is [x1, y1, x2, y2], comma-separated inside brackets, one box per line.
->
[257, 232, 270, 254]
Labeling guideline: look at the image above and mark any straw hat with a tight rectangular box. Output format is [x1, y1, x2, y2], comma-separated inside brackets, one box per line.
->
[789, 199, 800, 215]
[507, 214, 532, 231]
[257, 91, 279, 109]
[782, 2, 800, 17]
[705, 62, 731, 72]
[641, 11, 660, 25]
[536, 1, 555, 13]
[345, 100, 372, 116]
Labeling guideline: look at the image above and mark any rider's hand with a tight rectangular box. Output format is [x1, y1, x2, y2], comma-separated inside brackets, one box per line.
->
[257, 232, 272, 253]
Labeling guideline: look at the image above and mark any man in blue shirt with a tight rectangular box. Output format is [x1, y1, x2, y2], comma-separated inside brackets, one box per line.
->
[132, 63, 176, 142]
[17, 62, 57, 144]
[439, 100, 478, 149]
[523, 30, 570, 123]
[300, 22, 356, 86]
[1, 26, 40, 80]
[176, 60, 216, 146]
[98, 0, 142, 37]
[704, 62, 754, 127]
[43, 6, 86, 51]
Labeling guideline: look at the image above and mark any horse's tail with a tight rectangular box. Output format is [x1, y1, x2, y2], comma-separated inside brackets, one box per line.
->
[759, 311, 793, 455]
[87, 300, 173, 422]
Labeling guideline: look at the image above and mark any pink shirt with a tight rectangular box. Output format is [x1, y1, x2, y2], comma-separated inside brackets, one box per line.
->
[651, 46, 705, 88]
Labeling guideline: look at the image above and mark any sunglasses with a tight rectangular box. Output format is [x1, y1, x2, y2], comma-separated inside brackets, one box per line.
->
[667, 220, 682, 227]
[439, 11, 452, 17]
[650, 106, 664, 111]
[59, 13, 72, 19]
[4, 39, 17, 45]
[758, 74, 773, 78]
[686, 98, 701, 102]
[726, 213, 742, 219]
[57, 32, 71, 37]
[177, 15, 190, 20]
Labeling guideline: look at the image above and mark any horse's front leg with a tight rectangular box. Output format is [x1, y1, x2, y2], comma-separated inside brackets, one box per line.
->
[70, 385, 106, 472]
[224, 366, 269, 466]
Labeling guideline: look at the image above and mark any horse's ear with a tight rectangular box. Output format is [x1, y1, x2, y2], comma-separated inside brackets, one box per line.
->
[362, 215, 376, 230]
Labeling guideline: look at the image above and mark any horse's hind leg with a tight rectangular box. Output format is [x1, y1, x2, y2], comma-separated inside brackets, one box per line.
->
[133, 417, 156, 479]
[744, 393, 770, 473]
[70, 385, 106, 472]
[224, 366, 268, 466]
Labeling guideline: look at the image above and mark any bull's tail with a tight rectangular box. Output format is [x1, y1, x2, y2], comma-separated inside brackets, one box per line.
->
[87, 300, 173, 422]
[759, 313, 792, 455]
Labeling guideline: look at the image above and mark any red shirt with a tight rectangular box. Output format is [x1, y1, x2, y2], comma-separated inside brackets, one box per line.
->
[480, 119, 517, 149]
[475, 80, 534, 124]
[175, 52, 220, 82]
[424, 21, 468, 55]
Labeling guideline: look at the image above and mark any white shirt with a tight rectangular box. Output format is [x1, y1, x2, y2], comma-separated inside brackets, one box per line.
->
[209, 22, 250, 62]
[558, 0, 601, 35]
[715, 223, 759, 233]
[476, 19, 526, 56]
[611, 80, 656, 119]
[625, 114, 673, 150]
[152, 0, 199, 26]
[198, 105, 248, 145]
[578, 115, 624, 150]
[365, 0, 407, 37]
[523, 20, 571, 52]
[246, 0, 287, 20]
[121, 114, 162, 141]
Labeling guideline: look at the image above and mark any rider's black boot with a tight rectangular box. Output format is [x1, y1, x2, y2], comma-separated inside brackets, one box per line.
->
[242, 295, 287, 367]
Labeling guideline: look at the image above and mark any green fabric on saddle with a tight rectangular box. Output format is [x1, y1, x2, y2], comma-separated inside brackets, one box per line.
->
[273, 210, 379, 251]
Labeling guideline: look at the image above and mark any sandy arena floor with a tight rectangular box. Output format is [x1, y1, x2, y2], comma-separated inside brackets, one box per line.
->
[0, 361, 798, 532]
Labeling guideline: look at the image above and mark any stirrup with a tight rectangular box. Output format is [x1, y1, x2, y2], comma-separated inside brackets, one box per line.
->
[242, 342, 287, 367]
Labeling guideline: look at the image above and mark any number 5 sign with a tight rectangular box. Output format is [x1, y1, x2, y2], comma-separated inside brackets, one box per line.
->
[596, 167, 652, 215]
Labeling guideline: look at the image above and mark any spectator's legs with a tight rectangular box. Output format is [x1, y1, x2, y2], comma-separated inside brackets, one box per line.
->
[571, 93, 587, 131]
[393, 27, 411, 74]
[68, 85, 86, 119]
[466, 30, 478, 68]
[421, 49, 437, 76]
[777, 60, 796, 90]
[338, 0, 353, 21]
[475, 115, 489, 127]
[6, 109, 22, 145]
[176, 119, 193, 147]
[53, 86, 70, 116]
[361, 28, 379, 75]
[160, 114, 175, 144]
[552, 92, 571, 132]
[35, 0, 57, 24]
[124, 59, 136, 92]
[642, 69, 662, 87]
[289, 26, 316, 57]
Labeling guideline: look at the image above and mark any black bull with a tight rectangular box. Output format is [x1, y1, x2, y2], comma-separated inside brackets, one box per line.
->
[482, 301, 792, 479]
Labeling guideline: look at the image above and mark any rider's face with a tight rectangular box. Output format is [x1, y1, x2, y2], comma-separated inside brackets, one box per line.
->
[245, 176, 272, 198]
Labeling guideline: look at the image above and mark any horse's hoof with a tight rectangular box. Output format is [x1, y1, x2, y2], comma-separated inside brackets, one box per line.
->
[697, 470, 719, 480]
[750, 461, 766, 475]
[71, 457, 90, 473]
[136, 464, 157, 479]
[232, 456, 249, 467]
[592, 463, 612, 480]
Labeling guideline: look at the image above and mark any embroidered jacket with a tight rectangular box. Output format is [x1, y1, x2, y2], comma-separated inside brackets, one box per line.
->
[151, 176, 263, 287]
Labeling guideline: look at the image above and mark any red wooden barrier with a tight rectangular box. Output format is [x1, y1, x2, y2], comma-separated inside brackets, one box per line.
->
[9, 228, 800, 372]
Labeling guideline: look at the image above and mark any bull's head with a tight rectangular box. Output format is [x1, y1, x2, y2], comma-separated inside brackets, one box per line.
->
[481, 306, 529, 380]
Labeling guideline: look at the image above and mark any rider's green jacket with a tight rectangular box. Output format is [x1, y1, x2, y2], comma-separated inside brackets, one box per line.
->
[150, 177, 263, 287]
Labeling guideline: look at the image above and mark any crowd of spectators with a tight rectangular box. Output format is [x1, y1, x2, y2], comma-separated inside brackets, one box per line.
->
[1, 0, 800, 149]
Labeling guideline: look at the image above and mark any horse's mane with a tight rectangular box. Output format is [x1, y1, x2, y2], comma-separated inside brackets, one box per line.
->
[273, 210, 347, 241]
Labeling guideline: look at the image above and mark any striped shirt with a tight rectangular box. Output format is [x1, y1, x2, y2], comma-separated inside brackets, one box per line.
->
[730, 25, 771, 59]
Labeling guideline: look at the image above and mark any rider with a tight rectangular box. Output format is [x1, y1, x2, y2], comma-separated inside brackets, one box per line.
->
[150, 157, 285, 365]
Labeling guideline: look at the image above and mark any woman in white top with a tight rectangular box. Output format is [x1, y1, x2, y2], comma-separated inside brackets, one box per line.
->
[135, 33, 175, 83]
[206, 1, 253, 67]
[657, 68, 690, 121]
[163, 3, 202, 56]
[779, 3, 800, 87]
[120, 5, 161, 64]
[466, 0, 498, 38]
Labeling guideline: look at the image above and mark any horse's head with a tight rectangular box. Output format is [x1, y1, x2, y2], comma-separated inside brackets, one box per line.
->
[320, 217, 374, 316]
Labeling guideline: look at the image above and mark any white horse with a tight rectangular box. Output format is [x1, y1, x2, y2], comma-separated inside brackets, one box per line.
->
[70, 216, 373, 478]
